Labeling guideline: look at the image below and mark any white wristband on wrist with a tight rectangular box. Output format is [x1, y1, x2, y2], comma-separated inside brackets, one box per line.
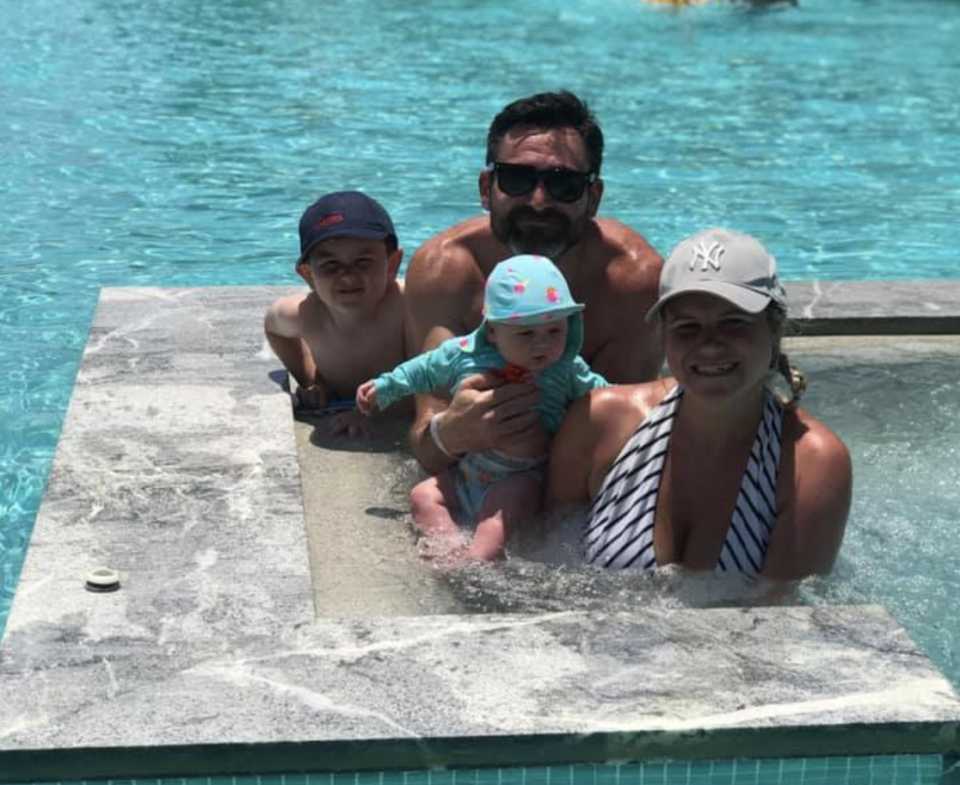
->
[429, 413, 460, 459]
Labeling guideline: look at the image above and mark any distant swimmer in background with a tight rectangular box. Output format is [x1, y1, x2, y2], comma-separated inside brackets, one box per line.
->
[547, 228, 850, 582]
[358, 254, 608, 568]
[264, 191, 406, 437]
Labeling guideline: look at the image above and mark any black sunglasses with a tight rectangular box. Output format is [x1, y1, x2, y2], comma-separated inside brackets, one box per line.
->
[487, 162, 597, 204]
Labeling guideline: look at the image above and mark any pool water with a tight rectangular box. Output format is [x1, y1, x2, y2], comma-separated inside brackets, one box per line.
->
[2, 0, 959, 668]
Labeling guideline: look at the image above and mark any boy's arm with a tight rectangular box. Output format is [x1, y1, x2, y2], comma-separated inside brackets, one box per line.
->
[263, 295, 322, 398]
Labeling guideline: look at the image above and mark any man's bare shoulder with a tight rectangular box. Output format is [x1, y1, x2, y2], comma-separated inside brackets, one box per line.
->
[592, 217, 663, 282]
[405, 215, 500, 293]
[404, 216, 504, 343]
[559, 218, 661, 302]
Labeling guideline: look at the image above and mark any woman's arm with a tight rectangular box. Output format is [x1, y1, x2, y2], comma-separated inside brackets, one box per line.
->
[762, 410, 853, 580]
[545, 394, 598, 512]
[546, 382, 669, 512]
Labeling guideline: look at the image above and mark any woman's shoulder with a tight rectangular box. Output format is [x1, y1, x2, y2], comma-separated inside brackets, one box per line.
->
[548, 378, 678, 510]
[780, 405, 852, 533]
[765, 405, 853, 579]
[558, 378, 678, 467]
[586, 377, 678, 425]
[784, 405, 852, 471]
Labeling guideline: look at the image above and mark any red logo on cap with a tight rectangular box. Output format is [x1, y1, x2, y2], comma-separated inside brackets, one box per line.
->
[315, 213, 344, 229]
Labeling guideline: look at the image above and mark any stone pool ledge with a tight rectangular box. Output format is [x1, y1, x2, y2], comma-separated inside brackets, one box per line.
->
[785, 280, 960, 334]
[1, 284, 959, 782]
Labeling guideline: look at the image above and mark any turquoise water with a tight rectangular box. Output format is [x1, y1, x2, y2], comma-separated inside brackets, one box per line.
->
[3, 0, 960, 649]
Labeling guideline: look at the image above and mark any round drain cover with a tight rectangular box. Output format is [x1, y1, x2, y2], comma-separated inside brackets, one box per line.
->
[85, 567, 121, 593]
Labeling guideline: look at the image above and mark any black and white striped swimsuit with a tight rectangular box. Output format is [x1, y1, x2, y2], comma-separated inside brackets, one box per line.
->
[583, 385, 783, 574]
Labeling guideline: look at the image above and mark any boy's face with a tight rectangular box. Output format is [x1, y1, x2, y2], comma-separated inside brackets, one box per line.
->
[297, 237, 402, 313]
[486, 318, 568, 372]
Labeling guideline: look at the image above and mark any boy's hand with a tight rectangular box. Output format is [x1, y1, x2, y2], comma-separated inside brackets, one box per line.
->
[326, 410, 374, 438]
[356, 380, 378, 415]
[297, 382, 327, 410]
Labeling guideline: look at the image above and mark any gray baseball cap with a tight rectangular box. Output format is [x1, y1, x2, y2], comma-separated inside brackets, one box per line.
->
[645, 227, 787, 322]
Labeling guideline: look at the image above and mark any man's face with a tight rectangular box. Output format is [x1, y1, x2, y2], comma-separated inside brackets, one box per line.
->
[481, 126, 602, 260]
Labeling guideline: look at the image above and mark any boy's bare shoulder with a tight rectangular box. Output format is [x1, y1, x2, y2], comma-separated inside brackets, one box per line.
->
[264, 291, 315, 335]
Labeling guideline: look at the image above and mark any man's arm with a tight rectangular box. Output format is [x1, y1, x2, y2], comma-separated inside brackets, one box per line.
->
[403, 241, 474, 472]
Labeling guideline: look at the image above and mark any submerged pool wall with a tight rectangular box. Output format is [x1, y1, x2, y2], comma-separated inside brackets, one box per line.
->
[0, 285, 959, 782]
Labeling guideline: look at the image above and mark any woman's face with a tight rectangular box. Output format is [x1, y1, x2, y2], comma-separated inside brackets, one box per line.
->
[662, 293, 774, 402]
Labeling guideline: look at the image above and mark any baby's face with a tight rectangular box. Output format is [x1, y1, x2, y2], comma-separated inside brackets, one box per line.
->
[486, 318, 568, 372]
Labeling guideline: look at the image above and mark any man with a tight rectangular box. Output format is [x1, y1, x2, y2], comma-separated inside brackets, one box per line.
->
[404, 90, 663, 473]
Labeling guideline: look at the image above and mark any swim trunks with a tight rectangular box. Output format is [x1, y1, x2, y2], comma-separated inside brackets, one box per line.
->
[295, 392, 357, 414]
[455, 450, 547, 523]
[583, 385, 783, 573]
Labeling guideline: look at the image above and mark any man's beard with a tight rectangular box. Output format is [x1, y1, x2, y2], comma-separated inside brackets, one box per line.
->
[492, 206, 582, 260]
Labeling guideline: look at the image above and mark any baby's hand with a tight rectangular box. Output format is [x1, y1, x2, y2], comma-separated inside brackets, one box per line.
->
[356, 380, 378, 414]
[326, 410, 374, 439]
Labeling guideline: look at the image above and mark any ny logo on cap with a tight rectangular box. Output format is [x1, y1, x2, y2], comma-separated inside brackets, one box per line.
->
[689, 241, 724, 272]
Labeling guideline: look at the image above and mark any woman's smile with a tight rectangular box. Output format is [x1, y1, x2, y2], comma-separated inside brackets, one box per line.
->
[691, 360, 738, 376]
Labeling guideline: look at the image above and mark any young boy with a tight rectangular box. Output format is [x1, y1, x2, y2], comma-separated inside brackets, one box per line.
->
[264, 191, 405, 437]
[356, 254, 607, 565]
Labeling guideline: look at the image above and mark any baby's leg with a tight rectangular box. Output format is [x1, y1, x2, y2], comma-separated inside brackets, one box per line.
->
[409, 470, 464, 559]
[469, 474, 543, 562]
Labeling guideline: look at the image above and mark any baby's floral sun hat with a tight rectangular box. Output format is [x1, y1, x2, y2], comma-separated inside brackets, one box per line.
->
[482, 254, 584, 325]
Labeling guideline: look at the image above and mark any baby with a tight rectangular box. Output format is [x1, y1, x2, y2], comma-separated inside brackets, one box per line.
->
[357, 254, 607, 566]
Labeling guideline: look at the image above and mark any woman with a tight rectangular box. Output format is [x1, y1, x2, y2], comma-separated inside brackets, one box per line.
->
[546, 228, 851, 581]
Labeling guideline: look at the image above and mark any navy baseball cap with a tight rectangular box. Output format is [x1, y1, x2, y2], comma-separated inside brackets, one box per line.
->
[297, 191, 396, 263]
